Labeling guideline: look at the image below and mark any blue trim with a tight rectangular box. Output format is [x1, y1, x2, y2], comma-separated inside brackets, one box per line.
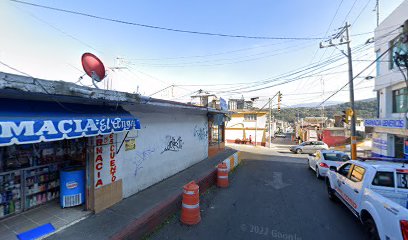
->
[17, 223, 55, 240]
[371, 153, 390, 158]
[0, 99, 140, 146]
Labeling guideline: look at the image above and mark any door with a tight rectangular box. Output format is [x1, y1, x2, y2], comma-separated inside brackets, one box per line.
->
[334, 163, 352, 202]
[302, 142, 313, 153]
[395, 136, 404, 158]
[309, 152, 319, 170]
[315, 142, 326, 151]
[341, 164, 366, 211]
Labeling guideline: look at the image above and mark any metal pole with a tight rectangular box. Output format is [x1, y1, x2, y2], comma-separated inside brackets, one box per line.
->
[255, 115, 257, 146]
[269, 98, 272, 148]
[345, 22, 357, 160]
[376, 0, 380, 27]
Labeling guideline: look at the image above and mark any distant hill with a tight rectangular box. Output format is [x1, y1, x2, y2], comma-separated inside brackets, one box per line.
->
[276, 98, 377, 123]
[289, 101, 342, 108]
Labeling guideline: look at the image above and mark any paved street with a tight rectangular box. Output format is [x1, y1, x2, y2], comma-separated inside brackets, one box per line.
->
[150, 146, 367, 240]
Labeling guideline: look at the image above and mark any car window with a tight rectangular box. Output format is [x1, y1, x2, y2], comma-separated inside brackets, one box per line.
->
[372, 171, 395, 187]
[350, 165, 366, 182]
[338, 163, 352, 177]
[397, 172, 408, 189]
[323, 153, 350, 162]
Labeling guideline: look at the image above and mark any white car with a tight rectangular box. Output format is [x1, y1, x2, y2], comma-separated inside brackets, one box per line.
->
[289, 141, 329, 154]
[308, 150, 350, 179]
[326, 159, 408, 240]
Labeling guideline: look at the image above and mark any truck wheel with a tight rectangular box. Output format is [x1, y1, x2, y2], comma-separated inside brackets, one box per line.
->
[326, 179, 336, 201]
[296, 148, 302, 154]
[364, 218, 380, 240]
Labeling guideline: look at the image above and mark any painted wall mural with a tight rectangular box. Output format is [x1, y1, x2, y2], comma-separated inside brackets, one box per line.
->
[161, 136, 183, 154]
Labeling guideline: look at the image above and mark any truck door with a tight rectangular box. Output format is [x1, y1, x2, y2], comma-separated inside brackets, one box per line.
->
[342, 164, 366, 211]
[335, 163, 352, 196]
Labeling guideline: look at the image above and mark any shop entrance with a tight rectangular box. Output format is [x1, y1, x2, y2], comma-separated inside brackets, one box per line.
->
[395, 136, 405, 158]
[0, 138, 91, 236]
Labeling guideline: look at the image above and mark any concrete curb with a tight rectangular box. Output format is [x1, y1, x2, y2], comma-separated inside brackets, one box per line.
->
[110, 151, 240, 240]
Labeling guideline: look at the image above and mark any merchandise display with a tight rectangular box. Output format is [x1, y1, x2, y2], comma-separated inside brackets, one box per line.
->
[0, 171, 22, 218]
[24, 164, 60, 209]
[0, 138, 87, 219]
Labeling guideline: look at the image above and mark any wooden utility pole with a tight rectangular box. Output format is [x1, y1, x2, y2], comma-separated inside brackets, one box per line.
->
[320, 22, 357, 160]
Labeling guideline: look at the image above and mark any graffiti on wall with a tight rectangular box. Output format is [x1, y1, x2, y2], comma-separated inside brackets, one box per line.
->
[161, 136, 183, 154]
[133, 148, 155, 177]
[194, 125, 208, 141]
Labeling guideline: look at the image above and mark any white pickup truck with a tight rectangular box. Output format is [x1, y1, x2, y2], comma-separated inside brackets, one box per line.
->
[326, 159, 408, 240]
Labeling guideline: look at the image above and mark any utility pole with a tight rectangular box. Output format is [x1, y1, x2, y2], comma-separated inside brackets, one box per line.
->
[375, 0, 380, 27]
[320, 22, 357, 160]
[268, 98, 272, 147]
[345, 22, 357, 160]
[254, 92, 279, 147]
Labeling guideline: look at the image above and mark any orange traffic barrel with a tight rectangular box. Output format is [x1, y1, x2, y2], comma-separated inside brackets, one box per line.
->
[181, 181, 201, 225]
[217, 162, 229, 188]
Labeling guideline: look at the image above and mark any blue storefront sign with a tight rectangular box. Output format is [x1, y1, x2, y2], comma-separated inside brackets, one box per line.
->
[0, 99, 140, 146]
[364, 119, 406, 129]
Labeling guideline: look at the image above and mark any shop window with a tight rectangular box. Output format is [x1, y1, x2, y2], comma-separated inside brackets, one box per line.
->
[392, 88, 407, 113]
[244, 114, 257, 121]
[0, 138, 87, 218]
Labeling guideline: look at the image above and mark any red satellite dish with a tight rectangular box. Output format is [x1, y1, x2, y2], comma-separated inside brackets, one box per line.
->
[81, 53, 106, 82]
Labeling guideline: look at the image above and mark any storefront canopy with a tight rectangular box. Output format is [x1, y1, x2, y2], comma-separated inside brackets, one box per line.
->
[0, 99, 140, 146]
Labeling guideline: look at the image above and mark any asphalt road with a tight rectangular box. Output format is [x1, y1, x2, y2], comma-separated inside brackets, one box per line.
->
[149, 149, 367, 240]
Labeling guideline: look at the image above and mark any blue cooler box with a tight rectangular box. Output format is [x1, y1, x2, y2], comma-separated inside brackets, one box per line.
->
[60, 168, 85, 208]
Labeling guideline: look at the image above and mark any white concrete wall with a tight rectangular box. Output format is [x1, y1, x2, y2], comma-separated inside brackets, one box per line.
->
[374, 1, 408, 119]
[112, 112, 208, 198]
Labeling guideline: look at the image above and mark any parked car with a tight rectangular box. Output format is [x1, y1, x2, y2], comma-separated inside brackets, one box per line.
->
[307, 150, 350, 179]
[275, 133, 286, 138]
[326, 159, 408, 240]
[289, 141, 328, 154]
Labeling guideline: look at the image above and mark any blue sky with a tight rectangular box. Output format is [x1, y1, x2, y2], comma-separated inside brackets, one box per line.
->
[0, 0, 405, 106]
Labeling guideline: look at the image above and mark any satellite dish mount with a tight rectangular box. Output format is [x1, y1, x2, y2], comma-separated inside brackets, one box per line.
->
[81, 52, 106, 89]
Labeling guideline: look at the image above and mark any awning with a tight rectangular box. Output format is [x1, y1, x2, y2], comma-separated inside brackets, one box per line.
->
[0, 98, 141, 146]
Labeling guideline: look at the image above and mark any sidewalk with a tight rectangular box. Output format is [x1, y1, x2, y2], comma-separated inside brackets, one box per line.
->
[45, 148, 237, 240]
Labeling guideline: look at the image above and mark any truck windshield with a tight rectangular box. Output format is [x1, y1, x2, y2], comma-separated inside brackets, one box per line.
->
[323, 153, 350, 162]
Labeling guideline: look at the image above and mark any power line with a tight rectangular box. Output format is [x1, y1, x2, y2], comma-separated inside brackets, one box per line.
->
[317, 43, 393, 107]
[208, 43, 372, 93]
[351, 0, 372, 25]
[10, 0, 326, 41]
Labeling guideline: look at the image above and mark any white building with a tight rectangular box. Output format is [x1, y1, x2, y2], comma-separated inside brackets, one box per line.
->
[365, 1, 408, 158]
[225, 110, 267, 146]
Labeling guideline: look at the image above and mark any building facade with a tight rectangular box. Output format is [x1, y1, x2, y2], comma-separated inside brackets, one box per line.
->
[0, 72, 226, 219]
[365, 1, 408, 158]
[225, 110, 267, 146]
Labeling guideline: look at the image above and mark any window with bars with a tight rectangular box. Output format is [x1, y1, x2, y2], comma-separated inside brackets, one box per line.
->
[244, 114, 257, 121]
